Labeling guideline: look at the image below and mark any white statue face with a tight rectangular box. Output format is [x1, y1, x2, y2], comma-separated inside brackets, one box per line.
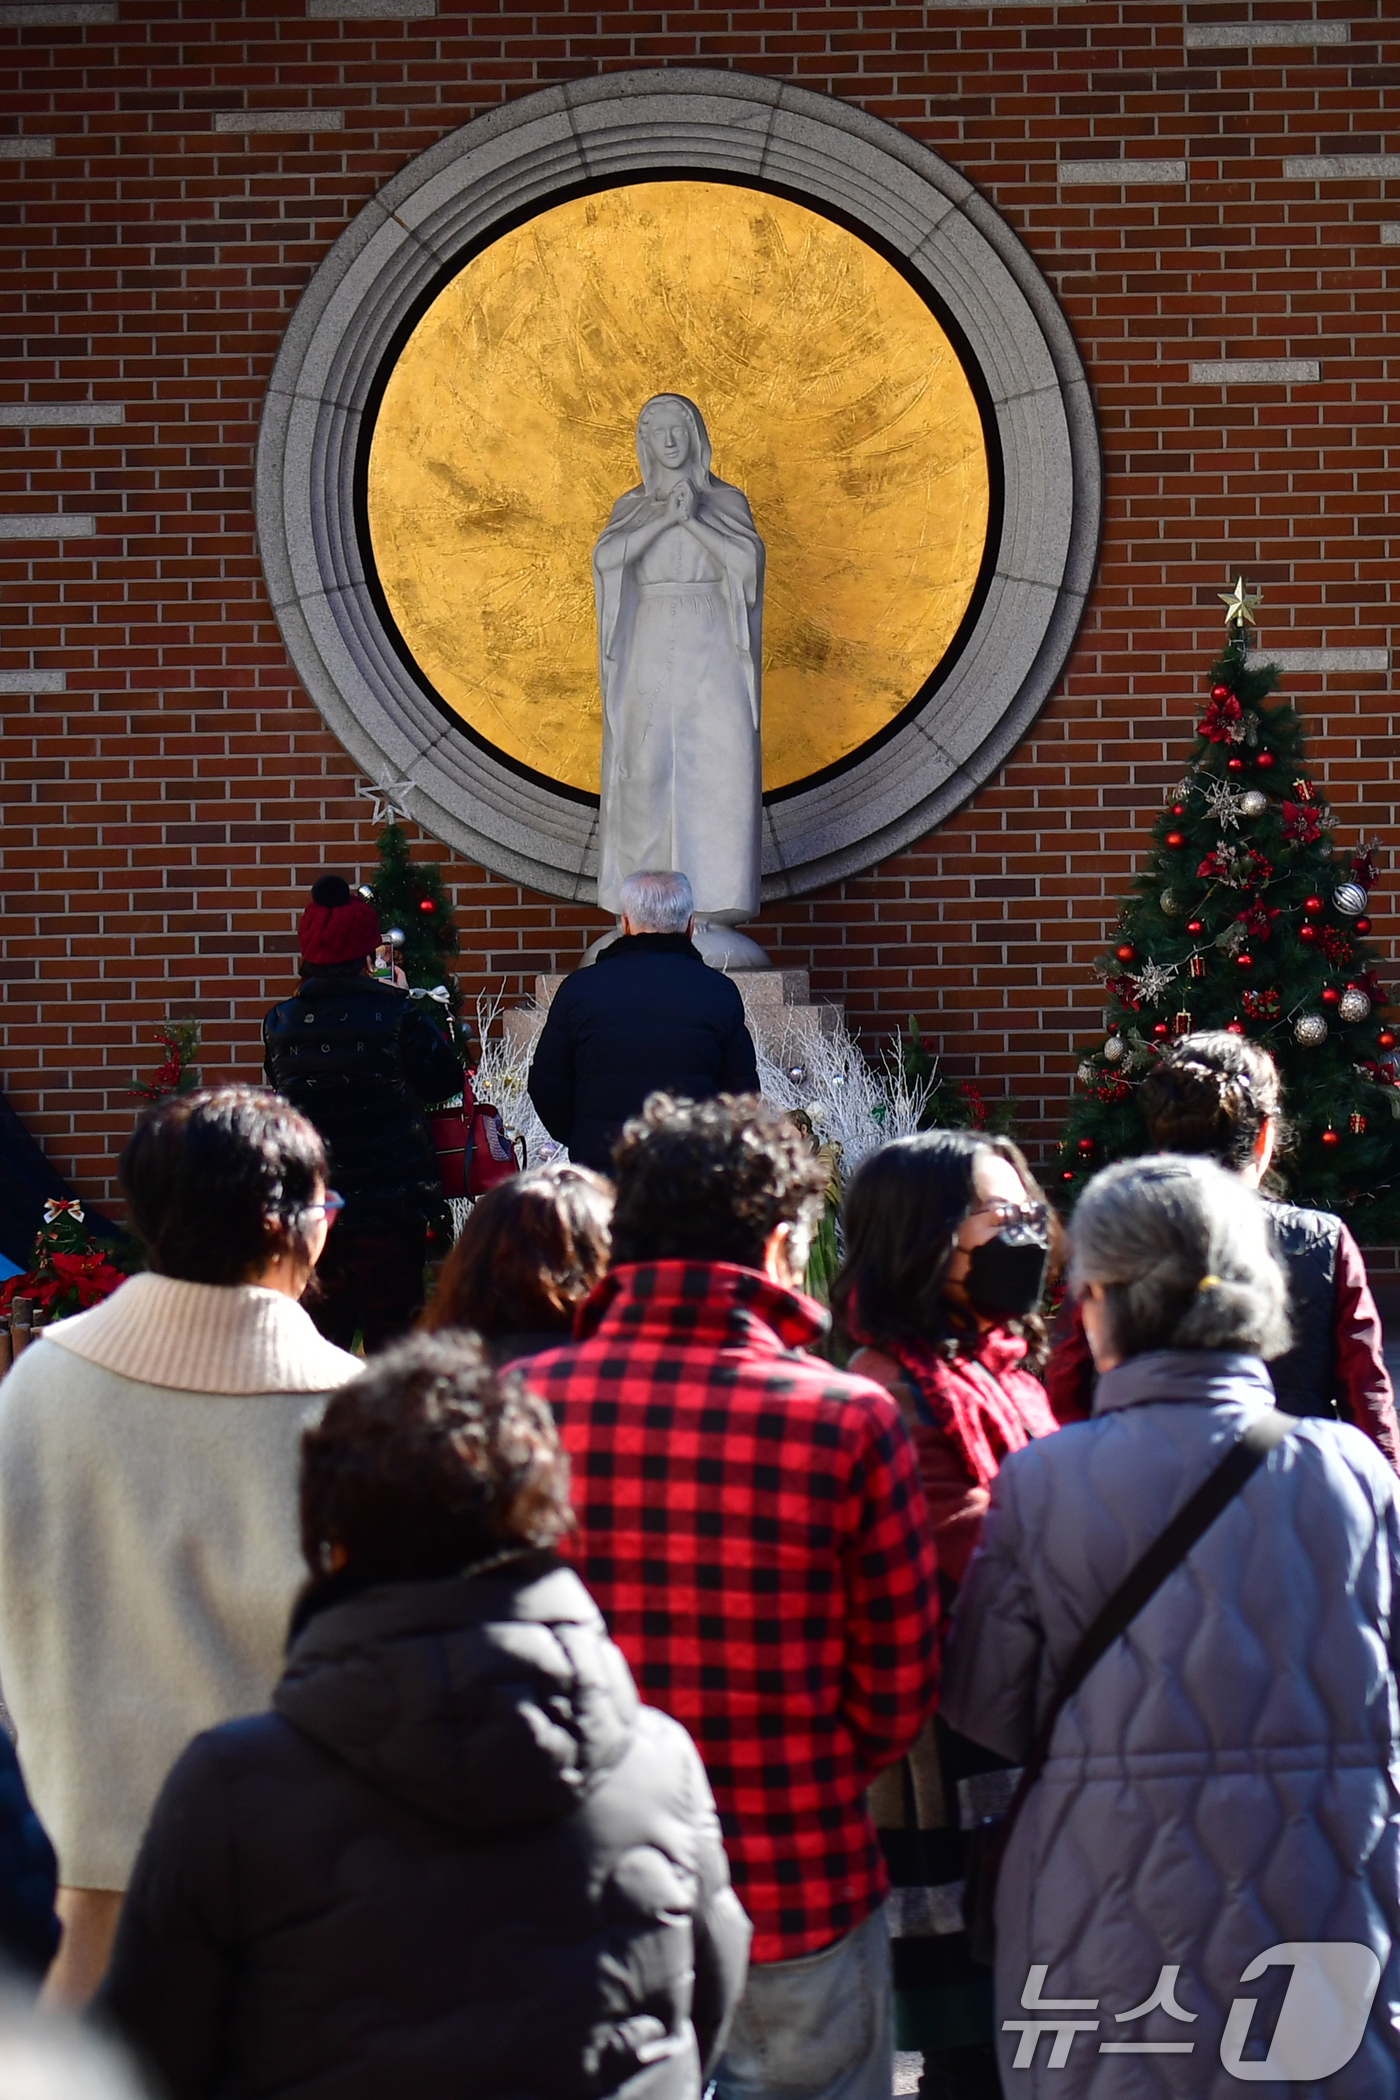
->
[641, 409, 692, 471]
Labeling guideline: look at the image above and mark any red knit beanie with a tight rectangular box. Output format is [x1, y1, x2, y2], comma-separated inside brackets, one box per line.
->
[298, 875, 381, 965]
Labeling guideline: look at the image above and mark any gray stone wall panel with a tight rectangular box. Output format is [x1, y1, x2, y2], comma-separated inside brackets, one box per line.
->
[255, 67, 1101, 901]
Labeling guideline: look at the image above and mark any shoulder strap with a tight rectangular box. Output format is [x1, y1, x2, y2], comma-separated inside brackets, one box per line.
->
[995, 1409, 1292, 1827]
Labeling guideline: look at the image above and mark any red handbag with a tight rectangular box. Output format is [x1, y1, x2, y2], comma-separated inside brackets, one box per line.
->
[430, 1079, 524, 1201]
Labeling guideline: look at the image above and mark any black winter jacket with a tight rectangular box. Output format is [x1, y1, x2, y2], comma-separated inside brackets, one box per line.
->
[527, 935, 760, 1172]
[263, 973, 462, 1230]
[100, 1558, 751, 2100]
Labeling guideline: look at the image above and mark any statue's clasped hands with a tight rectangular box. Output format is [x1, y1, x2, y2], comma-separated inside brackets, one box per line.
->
[666, 482, 697, 524]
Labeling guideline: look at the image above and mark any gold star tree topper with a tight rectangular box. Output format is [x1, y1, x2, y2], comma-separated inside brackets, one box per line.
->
[1218, 577, 1263, 630]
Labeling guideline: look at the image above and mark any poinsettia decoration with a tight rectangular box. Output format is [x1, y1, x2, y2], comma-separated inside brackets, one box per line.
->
[1199, 691, 1243, 744]
[1236, 902, 1280, 941]
[1197, 845, 1273, 891]
[0, 1200, 134, 1325]
[1281, 798, 1323, 846]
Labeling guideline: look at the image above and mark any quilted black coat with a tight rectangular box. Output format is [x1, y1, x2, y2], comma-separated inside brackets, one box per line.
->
[263, 973, 462, 1230]
[99, 1558, 750, 2100]
[527, 935, 759, 1172]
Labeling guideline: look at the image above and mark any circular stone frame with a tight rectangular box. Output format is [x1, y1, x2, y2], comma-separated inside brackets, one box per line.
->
[257, 70, 1101, 902]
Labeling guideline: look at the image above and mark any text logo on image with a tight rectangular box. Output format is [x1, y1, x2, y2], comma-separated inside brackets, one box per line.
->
[1004, 1944, 1381, 2077]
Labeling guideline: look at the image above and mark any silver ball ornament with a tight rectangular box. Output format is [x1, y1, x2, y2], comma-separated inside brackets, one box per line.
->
[1338, 988, 1372, 1024]
[1103, 1035, 1126, 1064]
[1333, 882, 1369, 917]
[1293, 1012, 1328, 1048]
[1159, 889, 1184, 917]
[385, 927, 406, 947]
[1239, 789, 1267, 817]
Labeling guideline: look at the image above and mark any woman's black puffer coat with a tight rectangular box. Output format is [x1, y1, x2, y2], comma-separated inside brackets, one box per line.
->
[99, 1557, 751, 2100]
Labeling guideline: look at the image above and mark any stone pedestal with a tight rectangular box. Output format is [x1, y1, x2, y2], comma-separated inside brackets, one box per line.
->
[502, 964, 842, 1058]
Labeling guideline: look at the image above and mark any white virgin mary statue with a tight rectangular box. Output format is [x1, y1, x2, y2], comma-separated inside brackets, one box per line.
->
[593, 394, 764, 925]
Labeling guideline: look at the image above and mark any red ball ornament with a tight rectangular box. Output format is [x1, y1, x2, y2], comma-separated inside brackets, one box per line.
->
[418, 898, 436, 914]
[1165, 831, 1185, 850]
[1235, 952, 1253, 970]
[1115, 943, 1136, 963]
[1255, 752, 1275, 770]
[1171, 803, 1187, 818]
[1061, 1169, 1076, 1182]
[1076, 1138, 1096, 1156]
[1186, 919, 1204, 936]
[1227, 756, 1245, 773]
[1303, 895, 1323, 915]
[1211, 683, 1230, 702]
[1321, 985, 1341, 1007]
[1379, 1030, 1397, 1051]
[1298, 923, 1318, 944]
[1321, 1127, 1341, 1148]
[1356, 916, 1372, 936]
[1226, 1020, 1246, 1036]
[1152, 1021, 1170, 1038]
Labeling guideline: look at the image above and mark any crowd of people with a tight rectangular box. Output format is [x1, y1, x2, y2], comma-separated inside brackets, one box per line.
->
[0, 868, 1399, 2098]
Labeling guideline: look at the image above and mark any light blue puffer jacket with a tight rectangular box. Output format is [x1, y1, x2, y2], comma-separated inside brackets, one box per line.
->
[941, 1350, 1400, 2097]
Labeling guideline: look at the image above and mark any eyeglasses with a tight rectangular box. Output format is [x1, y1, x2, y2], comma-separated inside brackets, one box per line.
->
[967, 1201, 1050, 1233]
[301, 1190, 345, 1227]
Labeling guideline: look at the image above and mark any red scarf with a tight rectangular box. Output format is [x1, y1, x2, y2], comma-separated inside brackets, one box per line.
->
[874, 1329, 1059, 1487]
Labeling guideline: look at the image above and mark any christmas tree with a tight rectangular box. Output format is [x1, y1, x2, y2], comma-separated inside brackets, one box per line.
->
[1058, 581, 1400, 1240]
[362, 825, 464, 1041]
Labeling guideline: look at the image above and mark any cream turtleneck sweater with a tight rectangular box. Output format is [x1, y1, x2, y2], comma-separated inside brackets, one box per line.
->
[0, 1274, 361, 1889]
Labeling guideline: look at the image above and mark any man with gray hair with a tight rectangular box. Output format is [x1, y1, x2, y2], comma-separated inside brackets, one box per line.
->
[528, 870, 759, 1172]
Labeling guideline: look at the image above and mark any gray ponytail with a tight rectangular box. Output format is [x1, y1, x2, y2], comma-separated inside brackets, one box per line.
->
[1069, 1154, 1290, 1363]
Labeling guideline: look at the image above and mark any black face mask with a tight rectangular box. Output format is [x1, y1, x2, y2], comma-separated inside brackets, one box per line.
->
[964, 1226, 1049, 1322]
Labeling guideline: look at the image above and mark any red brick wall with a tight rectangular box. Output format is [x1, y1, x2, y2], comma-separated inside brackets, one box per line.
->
[2, 0, 1396, 1205]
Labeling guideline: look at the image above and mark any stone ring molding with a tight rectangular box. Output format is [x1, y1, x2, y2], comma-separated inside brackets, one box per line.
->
[256, 70, 1101, 901]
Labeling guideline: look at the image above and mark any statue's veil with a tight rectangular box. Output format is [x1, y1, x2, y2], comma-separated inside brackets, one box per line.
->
[635, 394, 713, 496]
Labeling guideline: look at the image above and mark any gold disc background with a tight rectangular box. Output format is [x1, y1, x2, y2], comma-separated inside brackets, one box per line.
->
[366, 180, 991, 796]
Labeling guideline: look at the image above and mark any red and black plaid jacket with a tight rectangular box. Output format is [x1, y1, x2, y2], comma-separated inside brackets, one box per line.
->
[528, 1260, 940, 1964]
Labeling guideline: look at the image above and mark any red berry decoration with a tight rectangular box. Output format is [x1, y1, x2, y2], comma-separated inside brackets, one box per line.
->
[1356, 916, 1372, 935]
[1211, 683, 1230, 702]
[1165, 831, 1185, 850]
[1379, 1030, 1397, 1051]
[1298, 923, 1318, 944]
[1304, 895, 1323, 915]
[1186, 919, 1204, 936]
[1226, 1019, 1246, 1036]
[1256, 752, 1275, 770]
[418, 898, 436, 914]
[1321, 1127, 1341, 1149]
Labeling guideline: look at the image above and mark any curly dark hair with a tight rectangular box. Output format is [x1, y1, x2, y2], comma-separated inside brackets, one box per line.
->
[300, 1331, 573, 1583]
[1137, 1031, 1287, 1174]
[420, 1164, 613, 1340]
[119, 1085, 328, 1285]
[609, 1093, 829, 1271]
[831, 1130, 1052, 1367]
